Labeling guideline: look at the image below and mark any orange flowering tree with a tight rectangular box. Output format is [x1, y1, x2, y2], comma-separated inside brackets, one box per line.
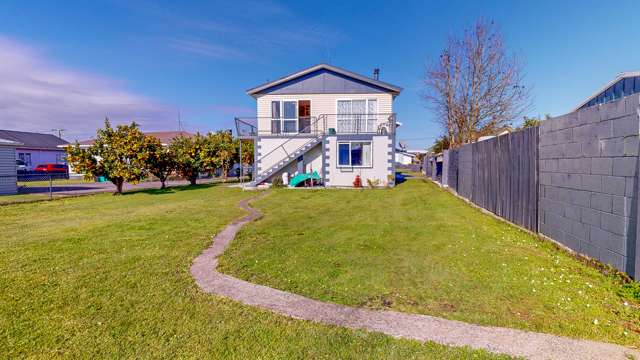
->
[66, 119, 149, 194]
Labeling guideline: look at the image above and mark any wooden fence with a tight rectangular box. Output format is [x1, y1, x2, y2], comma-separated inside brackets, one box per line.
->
[437, 126, 539, 232]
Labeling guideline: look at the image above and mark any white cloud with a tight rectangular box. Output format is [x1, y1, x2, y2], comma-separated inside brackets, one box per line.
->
[0, 36, 176, 141]
[169, 38, 247, 59]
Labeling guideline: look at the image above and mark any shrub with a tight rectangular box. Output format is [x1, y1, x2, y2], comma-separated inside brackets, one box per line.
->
[271, 176, 285, 188]
[618, 282, 640, 302]
[366, 178, 380, 188]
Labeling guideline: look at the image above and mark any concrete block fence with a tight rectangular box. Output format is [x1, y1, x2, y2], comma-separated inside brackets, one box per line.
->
[539, 95, 640, 278]
[426, 95, 640, 279]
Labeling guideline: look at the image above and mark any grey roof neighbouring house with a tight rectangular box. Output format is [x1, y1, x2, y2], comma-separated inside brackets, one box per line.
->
[246, 63, 403, 97]
[76, 131, 194, 147]
[0, 130, 68, 150]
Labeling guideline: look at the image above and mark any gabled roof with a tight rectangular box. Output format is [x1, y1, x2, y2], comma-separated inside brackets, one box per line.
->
[145, 131, 194, 145]
[573, 71, 640, 111]
[246, 63, 403, 97]
[75, 131, 194, 147]
[0, 130, 68, 150]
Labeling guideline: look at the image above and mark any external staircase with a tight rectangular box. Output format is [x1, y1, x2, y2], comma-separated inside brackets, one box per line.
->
[250, 136, 322, 186]
[235, 113, 396, 188]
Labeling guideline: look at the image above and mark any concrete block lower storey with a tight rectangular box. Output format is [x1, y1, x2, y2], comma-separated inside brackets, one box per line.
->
[539, 165, 636, 275]
[254, 134, 395, 188]
[540, 209, 629, 271]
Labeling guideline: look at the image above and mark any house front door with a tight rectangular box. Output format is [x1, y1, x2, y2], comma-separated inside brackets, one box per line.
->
[298, 100, 311, 133]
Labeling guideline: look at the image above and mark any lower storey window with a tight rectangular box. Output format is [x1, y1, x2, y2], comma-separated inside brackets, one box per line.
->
[18, 153, 32, 166]
[338, 141, 372, 167]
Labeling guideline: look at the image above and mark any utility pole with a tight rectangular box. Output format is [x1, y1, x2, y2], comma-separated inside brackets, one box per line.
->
[51, 128, 66, 139]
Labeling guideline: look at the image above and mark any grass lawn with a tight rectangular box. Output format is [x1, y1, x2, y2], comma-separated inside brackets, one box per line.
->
[17, 178, 93, 187]
[0, 193, 54, 205]
[219, 179, 640, 347]
[0, 183, 506, 359]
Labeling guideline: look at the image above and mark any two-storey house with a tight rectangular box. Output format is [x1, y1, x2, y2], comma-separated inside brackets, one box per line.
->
[236, 64, 402, 187]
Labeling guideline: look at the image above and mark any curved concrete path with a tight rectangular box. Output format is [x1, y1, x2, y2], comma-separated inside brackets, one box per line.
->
[191, 193, 640, 360]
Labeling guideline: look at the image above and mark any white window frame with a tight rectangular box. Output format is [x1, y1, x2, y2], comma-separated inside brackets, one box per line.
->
[336, 99, 378, 133]
[18, 152, 32, 166]
[337, 141, 373, 168]
[270, 99, 312, 135]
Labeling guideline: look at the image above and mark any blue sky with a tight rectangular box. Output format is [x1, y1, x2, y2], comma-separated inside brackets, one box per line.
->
[1, 0, 639, 148]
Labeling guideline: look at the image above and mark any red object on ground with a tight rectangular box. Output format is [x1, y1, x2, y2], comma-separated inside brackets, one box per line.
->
[34, 163, 68, 173]
[353, 175, 362, 188]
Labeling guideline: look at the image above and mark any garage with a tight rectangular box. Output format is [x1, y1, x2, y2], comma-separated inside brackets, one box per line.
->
[0, 138, 21, 195]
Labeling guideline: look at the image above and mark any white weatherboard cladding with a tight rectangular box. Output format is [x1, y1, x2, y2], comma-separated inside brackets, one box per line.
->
[266, 143, 323, 184]
[0, 146, 17, 194]
[326, 135, 392, 187]
[257, 137, 320, 173]
[255, 93, 393, 132]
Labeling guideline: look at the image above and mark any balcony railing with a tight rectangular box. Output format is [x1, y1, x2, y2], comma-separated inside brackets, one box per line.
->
[235, 113, 396, 138]
[319, 113, 396, 135]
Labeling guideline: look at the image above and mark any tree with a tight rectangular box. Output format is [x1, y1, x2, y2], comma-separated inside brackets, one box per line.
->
[144, 135, 176, 189]
[238, 139, 254, 168]
[203, 131, 237, 179]
[66, 119, 149, 194]
[430, 135, 451, 153]
[423, 19, 531, 148]
[169, 133, 207, 185]
[522, 114, 551, 128]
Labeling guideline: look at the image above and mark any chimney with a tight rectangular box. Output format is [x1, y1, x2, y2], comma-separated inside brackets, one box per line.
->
[373, 68, 380, 80]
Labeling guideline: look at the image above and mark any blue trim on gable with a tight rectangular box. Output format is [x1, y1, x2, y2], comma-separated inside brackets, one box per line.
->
[257, 69, 390, 95]
[335, 134, 376, 141]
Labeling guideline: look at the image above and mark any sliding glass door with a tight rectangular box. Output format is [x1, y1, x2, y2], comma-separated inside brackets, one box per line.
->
[337, 99, 378, 133]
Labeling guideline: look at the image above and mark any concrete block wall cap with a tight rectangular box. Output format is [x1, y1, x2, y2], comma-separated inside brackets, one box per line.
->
[599, 98, 627, 121]
[612, 157, 637, 177]
[625, 93, 640, 114]
[612, 115, 640, 138]
[600, 138, 625, 157]
[623, 137, 640, 156]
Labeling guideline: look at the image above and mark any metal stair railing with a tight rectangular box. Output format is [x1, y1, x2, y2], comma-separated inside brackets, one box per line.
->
[252, 136, 323, 185]
[252, 115, 327, 185]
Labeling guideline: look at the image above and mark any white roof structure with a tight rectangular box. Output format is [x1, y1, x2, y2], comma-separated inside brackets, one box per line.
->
[0, 138, 22, 147]
[573, 71, 640, 111]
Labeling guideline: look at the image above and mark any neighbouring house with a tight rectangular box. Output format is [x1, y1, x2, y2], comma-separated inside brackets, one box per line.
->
[235, 63, 403, 187]
[64, 131, 194, 177]
[0, 130, 69, 171]
[395, 149, 416, 165]
[477, 129, 511, 142]
[72, 131, 194, 148]
[396, 148, 427, 165]
[574, 71, 640, 111]
[0, 138, 21, 195]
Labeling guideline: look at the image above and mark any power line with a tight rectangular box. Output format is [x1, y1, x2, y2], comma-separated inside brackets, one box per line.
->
[51, 128, 66, 138]
[399, 136, 437, 141]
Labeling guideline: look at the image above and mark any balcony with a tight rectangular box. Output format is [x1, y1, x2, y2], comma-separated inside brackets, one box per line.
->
[235, 113, 397, 138]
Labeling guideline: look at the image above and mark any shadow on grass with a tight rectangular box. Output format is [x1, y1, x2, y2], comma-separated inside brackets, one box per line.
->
[122, 181, 236, 196]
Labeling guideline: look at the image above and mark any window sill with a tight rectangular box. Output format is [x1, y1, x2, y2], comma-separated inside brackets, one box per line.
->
[337, 165, 373, 169]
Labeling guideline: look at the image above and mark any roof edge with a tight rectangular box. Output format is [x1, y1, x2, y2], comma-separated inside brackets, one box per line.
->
[246, 63, 403, 97]
[573, 71, 640, 111]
